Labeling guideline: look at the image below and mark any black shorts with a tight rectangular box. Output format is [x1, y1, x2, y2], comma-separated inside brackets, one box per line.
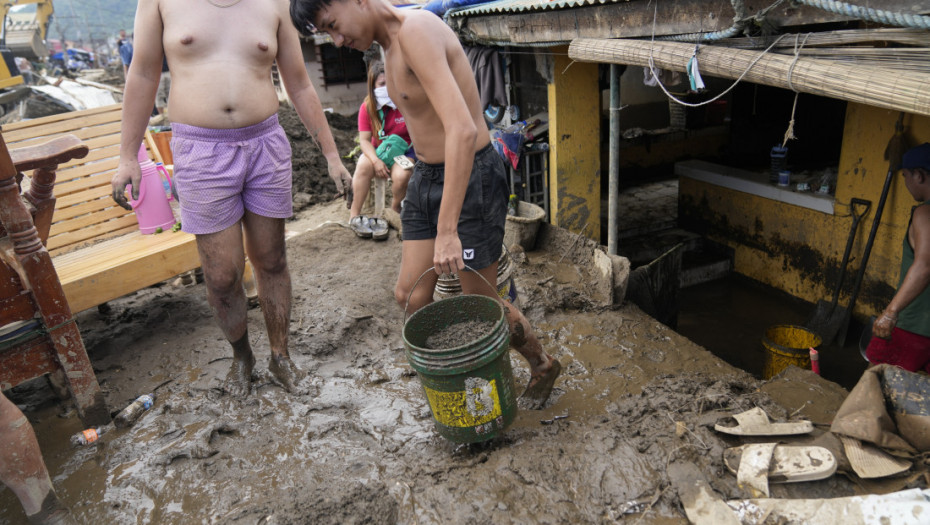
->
[400, 143, 507, 270]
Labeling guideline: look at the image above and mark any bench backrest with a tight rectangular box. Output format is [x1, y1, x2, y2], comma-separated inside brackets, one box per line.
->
[1, 103, 158, 257]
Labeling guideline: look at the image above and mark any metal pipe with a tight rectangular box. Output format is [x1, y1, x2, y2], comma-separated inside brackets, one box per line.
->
[607, 64, 620, 256]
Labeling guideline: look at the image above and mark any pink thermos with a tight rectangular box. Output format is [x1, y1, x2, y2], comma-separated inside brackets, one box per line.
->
[129, 144, 177, 234]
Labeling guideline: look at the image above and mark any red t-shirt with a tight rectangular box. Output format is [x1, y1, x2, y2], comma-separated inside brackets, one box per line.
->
[358, 101, 410, 147]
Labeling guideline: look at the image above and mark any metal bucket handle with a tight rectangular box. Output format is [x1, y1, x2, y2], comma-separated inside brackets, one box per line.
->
[403, 264, 505, 325]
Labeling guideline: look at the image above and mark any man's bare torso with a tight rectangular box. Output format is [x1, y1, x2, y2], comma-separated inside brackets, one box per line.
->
[158, 0, 283, 128]
[384, 11, 489, 164]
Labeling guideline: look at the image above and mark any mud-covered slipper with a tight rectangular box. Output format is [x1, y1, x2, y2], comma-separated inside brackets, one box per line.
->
[520, 358, 562, 409]
[724, 443, 837, 497]
[369, 217, 389, 241]
[349, 215, 373, 239]
[714, 407, 813, 436]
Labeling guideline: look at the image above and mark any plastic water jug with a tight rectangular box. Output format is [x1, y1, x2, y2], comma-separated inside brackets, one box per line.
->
[129, 144, 177, 234]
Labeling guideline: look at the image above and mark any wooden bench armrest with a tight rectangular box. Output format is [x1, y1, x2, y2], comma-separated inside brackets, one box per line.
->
[10, 135, 89, 173]
[7, 135, 89, 245]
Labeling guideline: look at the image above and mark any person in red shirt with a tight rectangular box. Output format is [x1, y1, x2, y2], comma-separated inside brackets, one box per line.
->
[349, 59, 414, 239]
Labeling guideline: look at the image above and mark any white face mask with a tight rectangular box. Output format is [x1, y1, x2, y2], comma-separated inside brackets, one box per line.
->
[374, 86, 395, 110]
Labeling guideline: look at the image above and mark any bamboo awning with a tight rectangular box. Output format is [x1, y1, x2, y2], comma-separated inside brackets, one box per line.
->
[568, 38, 930, 117]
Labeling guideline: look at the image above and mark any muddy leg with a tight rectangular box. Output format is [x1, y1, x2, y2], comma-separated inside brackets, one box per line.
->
[243, 212, 303, 392]
[461, 265, 560, 407]
[0, 393, 76, 525]
[226, 334, 256, 398]
[390, 163, 411, 214]
[195, 223, 254, 396]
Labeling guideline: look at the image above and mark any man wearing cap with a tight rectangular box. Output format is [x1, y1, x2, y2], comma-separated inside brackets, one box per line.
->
[867, 142, 930, 373]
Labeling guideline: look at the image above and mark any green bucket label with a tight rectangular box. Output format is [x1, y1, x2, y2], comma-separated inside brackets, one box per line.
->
[425, 377, 502, 428]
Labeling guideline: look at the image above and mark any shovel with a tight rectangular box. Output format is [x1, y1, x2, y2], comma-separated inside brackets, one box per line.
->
[806, 197, 871, 343]
[833, 113, 909, 347]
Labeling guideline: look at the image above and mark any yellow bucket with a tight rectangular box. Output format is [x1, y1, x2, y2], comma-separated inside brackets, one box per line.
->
[762, 324, 821, 379]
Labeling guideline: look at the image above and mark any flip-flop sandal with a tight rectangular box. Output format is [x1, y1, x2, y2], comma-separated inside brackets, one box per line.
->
[369, 217, 389, 241]
[714, 407, 813, 436]
[520, 358, 562, 409]
[724, 443, 837, 497]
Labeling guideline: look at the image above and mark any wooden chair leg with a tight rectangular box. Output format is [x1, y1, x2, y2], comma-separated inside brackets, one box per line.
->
[47, 321, 110, 426]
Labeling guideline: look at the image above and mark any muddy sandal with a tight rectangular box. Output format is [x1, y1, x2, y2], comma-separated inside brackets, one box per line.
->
[725, 443, 837, 497]
[369, 217, 389, 241]
[714, 407, 813, 436]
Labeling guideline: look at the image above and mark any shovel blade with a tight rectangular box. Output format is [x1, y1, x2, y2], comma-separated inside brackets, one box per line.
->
[806, 300, 847, 346]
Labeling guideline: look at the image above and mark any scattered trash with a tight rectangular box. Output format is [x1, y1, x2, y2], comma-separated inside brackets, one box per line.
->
[114, 393, 156, 429]
[540, 412, 569, 425]
[70, 423, 113, 447]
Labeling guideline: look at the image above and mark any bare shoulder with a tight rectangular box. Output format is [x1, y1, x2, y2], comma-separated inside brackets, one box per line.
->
[398, 9, 455, 43]
[915, 202, 930, 222]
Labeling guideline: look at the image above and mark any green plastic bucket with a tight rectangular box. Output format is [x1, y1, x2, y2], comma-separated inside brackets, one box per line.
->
[403, 294, 517, 444]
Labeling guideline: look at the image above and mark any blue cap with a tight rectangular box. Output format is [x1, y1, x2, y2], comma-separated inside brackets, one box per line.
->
[902, 143, 930, 171]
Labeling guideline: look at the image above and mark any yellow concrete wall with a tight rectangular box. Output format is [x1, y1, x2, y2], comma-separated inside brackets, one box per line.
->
[547, 47, 600, 237]
[679, 103, 930, 321]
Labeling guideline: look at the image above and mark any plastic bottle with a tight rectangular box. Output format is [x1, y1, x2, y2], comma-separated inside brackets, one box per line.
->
[507, 194, 519, 216]
[114, 393, 156, 429]
[70, 423, 112, 447]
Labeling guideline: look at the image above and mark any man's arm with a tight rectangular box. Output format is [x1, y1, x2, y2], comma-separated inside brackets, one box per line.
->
[399, 14, 478, 275]
[111, 0, 163, 209]
[874, 204, 930, 338]
[275, 5, 352, 197]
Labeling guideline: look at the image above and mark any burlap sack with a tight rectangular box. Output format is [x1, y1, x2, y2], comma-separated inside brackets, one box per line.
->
[830, 364, 918, 454]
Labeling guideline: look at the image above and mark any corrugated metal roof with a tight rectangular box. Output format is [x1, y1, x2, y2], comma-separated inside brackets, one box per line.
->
[447, 0, 630, 17]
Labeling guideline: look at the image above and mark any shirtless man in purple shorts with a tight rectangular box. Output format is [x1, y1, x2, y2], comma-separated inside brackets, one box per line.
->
[112, 0, 352, 397]
[289, 0, 561, 407]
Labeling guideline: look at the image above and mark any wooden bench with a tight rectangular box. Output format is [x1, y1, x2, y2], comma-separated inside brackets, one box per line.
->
[1, 103, 203, 313]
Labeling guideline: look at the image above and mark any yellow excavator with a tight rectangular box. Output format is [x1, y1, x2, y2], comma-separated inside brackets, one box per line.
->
[0, 0, 53, 90]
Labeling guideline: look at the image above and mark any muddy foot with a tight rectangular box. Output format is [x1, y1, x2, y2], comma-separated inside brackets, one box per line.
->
[223, 353, 256, 398]
[520, 356, 562, 409]
[268, 354, 305, 393]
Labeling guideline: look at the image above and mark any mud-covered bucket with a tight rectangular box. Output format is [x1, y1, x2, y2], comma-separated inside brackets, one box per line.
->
[762, 324, 821, 379]
[403, 270, 517, 444]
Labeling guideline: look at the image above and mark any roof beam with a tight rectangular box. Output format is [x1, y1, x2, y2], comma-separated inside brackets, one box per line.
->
[451, 0, 928, 45]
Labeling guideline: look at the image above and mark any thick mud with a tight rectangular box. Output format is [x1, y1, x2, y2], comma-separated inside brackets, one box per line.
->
[2, 200, 902, 524]
[2, 104, 923, 524]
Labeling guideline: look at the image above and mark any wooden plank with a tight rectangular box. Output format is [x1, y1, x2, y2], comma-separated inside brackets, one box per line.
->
[3, 110, 122, 144]
[55, 185, 119, 210]
[52, 161, 118, 195]
[8, 122, 122, 150]
[47, 215, 139, 252]
[48, 224, 138, 257]
[55, 230, 196, 277]
[51, 199, 131, 228]
[1, 104, 119, 133]
[49, 207, 134, 238]
[55, 233, 201, 313]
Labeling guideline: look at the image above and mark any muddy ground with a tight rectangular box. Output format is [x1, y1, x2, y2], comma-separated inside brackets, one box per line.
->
[1, 105, 926, 524]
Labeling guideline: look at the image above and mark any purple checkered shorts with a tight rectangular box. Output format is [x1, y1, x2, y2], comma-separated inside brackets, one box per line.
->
[170, 114, 292, 235]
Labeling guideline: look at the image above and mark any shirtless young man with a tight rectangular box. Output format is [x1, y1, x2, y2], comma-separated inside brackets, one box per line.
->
[288, 0, 561, 406]
[112, 0, 352, 397]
